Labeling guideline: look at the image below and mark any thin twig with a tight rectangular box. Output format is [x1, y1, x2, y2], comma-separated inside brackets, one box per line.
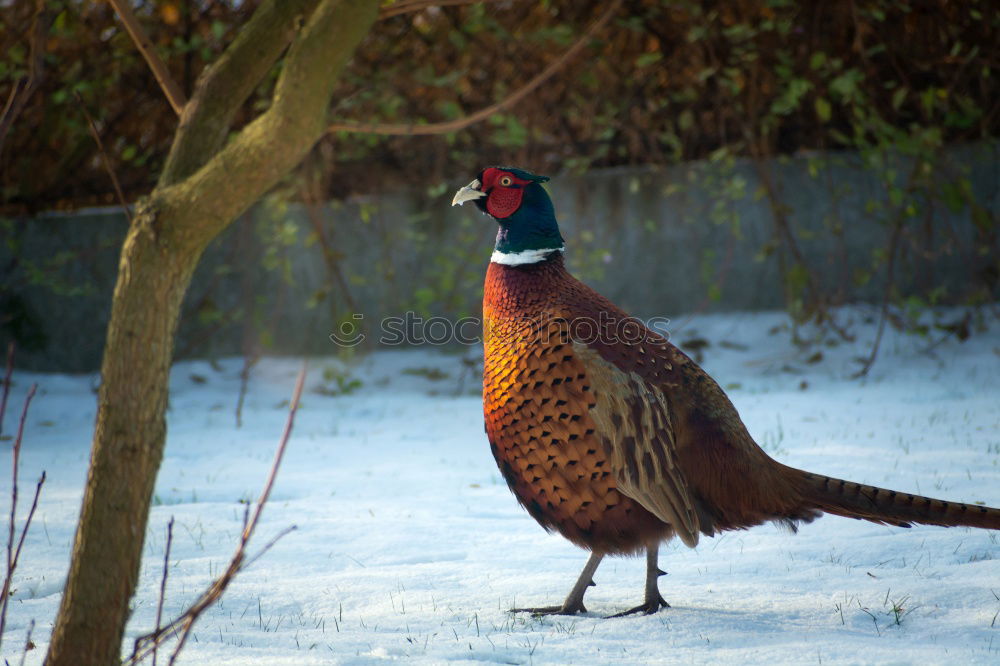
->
[126, 364, 307, 665]
[329, 0, 623, 136]
[241, 525, 298, 571]
[235, 215, 261, 429]
[11, 473, 44, 596]
[152, 518, 174, 666]
[852, 156, 929, 378]
[17, 618, 35, 666]
[302, 194, 359, 312]
[378, 0, 511, 20]
[852, 219, 903, 379]
[245, 365, 305, 536]
[235, 354, 257, 429]
[0, 343, 13, 441]
[107, 0, 187, 115]
[0, 382, 40, 655]
[76, 93, 133, 224]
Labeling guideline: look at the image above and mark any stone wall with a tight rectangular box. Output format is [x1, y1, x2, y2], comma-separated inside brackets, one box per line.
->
[3, 142, 996, 371]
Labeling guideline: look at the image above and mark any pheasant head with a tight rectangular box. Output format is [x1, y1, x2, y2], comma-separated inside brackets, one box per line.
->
[452, 166, 565, 265]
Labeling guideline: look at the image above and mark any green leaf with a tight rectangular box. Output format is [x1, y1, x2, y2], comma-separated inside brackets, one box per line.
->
[891, 87, 907, 110]
[635, 52, 662, 68]
[814, 97, 831, 123]
[678, 109, 694, 131]
[771, 78, 812, 115]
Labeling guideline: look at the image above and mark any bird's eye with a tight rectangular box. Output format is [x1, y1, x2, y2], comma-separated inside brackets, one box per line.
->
[499, 176, 513, 186]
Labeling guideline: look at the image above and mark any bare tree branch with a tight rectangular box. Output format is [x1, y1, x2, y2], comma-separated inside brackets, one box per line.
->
[329, 0, 623, 136]
[152, 518, 174, 666]
[0, 380, 44, 656]
[159, 0, 322, 185]
[107, 0, 187, 116]
[76, 93, 133, 223]
[851, 156, 928, 378]
[158, 0, 378, 251]
[0, 343, 13, 441]
[109, 1, 324, 183]
[126, 365, 307, 665]
[17, 618, 35, 666]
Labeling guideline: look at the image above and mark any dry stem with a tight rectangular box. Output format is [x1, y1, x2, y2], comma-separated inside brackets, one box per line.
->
[76, 93, 133, 223]
[126, 364, 307, 665]
[152, 518, 174, 666]
[0, 343, 13, 440]
[107, 0, 187, 115]
[0, 374, 44, 656]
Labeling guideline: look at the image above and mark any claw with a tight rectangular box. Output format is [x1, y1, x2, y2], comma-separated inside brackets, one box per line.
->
[511, 602, 587, 617]
[606, 594, 670, 618]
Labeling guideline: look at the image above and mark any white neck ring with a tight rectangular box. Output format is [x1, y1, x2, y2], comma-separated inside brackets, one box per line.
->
[490, 246, 565, 266]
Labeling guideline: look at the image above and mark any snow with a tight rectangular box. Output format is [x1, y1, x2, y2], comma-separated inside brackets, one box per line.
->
[2, 309, 999, 664]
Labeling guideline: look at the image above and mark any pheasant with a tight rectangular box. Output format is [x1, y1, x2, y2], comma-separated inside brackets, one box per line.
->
[452, 166, 1000, 617]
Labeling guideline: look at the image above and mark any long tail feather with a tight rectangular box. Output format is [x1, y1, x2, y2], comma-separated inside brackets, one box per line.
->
[784, 465, 1000, 530]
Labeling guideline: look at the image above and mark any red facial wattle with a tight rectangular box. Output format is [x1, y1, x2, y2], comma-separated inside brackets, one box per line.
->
[481, 168, 532, 219]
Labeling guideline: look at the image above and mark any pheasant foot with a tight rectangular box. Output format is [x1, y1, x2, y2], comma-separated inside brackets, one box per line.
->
[510, 602, 587, 616]
[607, 592, 669, 618]
[510, 551, 603, 617]
[607, 543, 670, 618]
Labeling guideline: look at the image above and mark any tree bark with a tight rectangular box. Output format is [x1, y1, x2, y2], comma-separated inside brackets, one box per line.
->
[45, 1, 378, 663]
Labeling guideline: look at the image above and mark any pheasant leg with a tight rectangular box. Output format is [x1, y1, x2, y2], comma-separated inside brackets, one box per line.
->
[511, 551, 604, 616]
[608, 543, 670, 617]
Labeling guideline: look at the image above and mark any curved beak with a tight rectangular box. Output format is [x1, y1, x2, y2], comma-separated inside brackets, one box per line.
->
[451, 179, 486, 206]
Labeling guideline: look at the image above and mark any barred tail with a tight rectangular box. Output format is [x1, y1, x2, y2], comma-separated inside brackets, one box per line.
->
[785, 466, 1000, 530]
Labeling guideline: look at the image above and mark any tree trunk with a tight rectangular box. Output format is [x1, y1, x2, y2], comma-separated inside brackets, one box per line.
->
[45, 1, 378, 662]
[46, 206, 202, 664]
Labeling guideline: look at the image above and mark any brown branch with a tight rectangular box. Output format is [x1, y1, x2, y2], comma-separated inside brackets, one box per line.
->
[17, 618, 35, 666]
[852, 219, 903, 379]
[0, 0, 50, 157]
[0, 381, 43, 656]
[107, 0, 187, 116]
[76, 93, 133, 224]
[235, 353, 258, 429]
[157, 0, 377, 248]
[302, 195, 360, 313]
[159, 0, 323, 186]
[328, 0, 624, 136]
[852, 151, 934, 378]
[0, 343, 13, 441]
[152, 518, 174, 666]
[378, 0, 511, 20]
[126, 365, 307, 665]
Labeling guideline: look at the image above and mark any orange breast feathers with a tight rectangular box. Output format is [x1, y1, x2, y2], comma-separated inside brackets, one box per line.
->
[481, 263, 671, 554]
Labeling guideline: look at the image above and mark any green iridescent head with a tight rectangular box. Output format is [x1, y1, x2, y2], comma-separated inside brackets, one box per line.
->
[452, 166, 564, 265]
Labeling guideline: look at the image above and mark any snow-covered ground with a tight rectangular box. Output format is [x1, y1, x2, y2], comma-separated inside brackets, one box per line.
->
[3, 310, 1000, 664]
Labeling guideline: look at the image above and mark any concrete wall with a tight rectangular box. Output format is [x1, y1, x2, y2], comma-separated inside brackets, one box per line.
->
[2, 142, 996, 372]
